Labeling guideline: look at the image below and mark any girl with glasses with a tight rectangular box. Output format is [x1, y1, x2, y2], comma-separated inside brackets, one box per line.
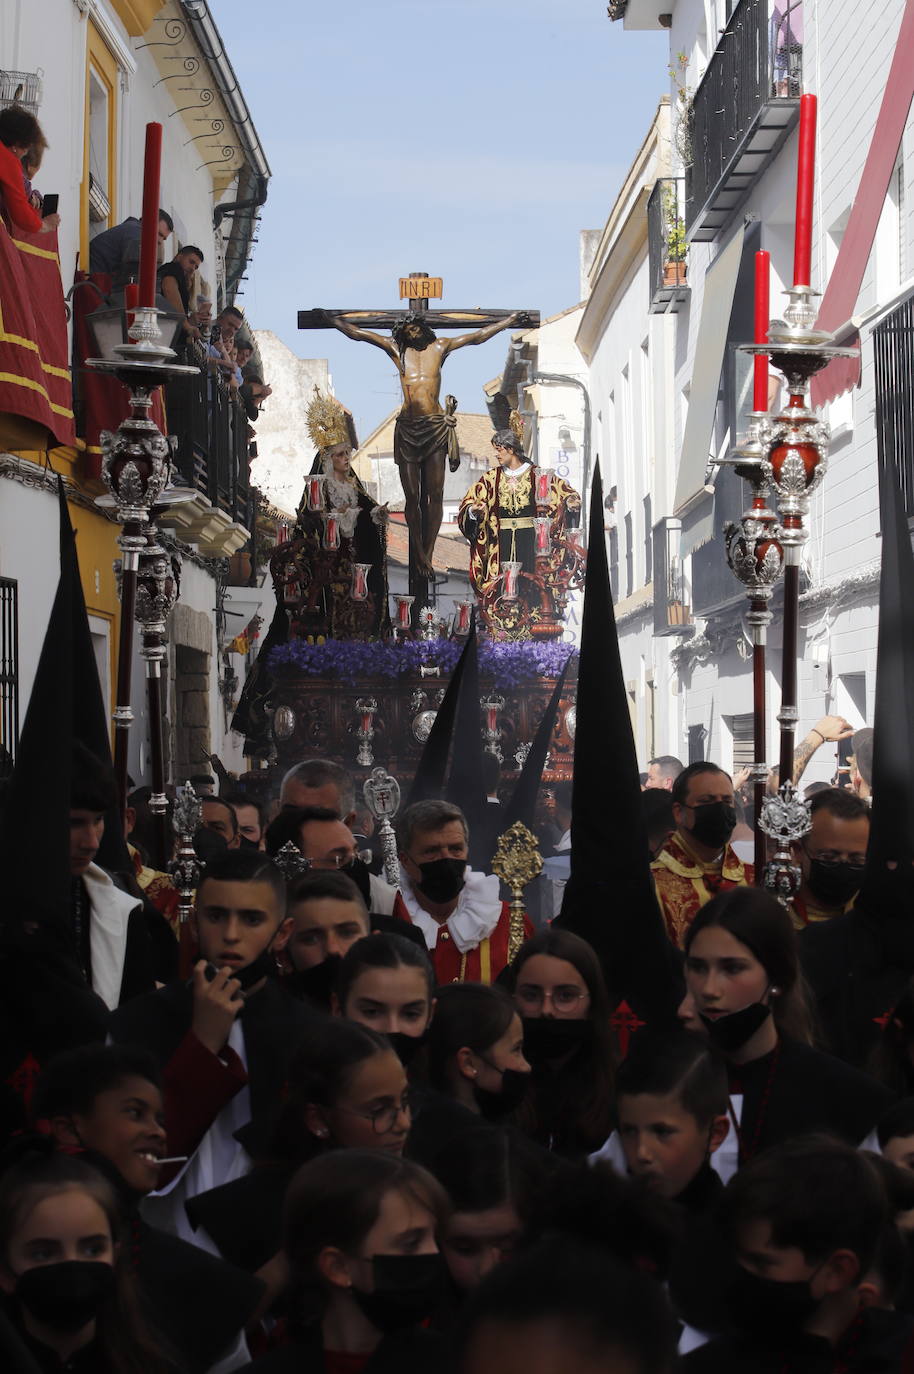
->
[186, 1020, 411, 1290]
[508, 929, 617, 1159]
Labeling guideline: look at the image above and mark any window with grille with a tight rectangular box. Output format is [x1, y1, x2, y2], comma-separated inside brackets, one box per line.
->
[729, 712, 755, 772]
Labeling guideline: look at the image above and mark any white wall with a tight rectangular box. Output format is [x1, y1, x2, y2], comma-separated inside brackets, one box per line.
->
[0, 481, 62, 713]
[600, 0, 914, 772]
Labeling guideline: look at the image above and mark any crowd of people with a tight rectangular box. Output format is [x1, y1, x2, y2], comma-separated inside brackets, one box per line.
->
[0, 102, 272, 454]
[4, 725, 914, 1374]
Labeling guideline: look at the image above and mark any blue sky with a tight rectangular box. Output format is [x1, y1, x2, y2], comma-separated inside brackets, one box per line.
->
[213, 0, 667, 441]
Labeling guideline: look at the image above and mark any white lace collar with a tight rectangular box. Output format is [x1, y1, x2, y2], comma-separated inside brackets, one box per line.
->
[398, 867, 503, 953]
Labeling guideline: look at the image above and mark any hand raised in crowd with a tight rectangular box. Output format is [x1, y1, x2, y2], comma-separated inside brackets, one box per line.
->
[40, 212, 61, 233]
[190, 959, 242, 1057]
[811, 714, 854, 743]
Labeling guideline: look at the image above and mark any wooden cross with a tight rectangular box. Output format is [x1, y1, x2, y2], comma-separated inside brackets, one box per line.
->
[299, 274, 539, 611]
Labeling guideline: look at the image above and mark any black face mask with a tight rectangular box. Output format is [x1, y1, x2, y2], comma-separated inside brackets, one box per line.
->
[521, 1016, 593, 1065]
[686, 801, 737, 850]
[346, 856, 373, 907]
[474, 1065, 532, 1120]
[806, 858, 865, 908]
[232, 946, 277, 992]
[700, 1001, 771, 1054]
[287, 953, 342, 1010]
[350, 1253, 446, 1332]
[415, 858, 467, 904]
[386, 1029, 429, 1069]
[725, 1262, 820, 1339]
[238, 834, 261, 852]
[16, 1261, 115, 1332]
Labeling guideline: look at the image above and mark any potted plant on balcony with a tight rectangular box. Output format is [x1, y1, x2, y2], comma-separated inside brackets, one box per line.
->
[661, 184, 688, 288]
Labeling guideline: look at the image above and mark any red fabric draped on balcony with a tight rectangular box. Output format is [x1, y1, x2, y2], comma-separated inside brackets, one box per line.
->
[0, 221, 75, 449]
[71, 271, 167, 479]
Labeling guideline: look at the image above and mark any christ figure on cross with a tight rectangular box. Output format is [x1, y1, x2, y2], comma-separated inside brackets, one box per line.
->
[320, 308, 528, 578]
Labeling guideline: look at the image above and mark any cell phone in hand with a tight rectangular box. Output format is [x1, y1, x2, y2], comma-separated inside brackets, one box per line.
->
[42, 193, 59, 215]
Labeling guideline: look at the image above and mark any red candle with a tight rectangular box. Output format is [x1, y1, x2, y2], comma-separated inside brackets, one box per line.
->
[138, 123, 163, 308]
[793, 94, 817, 286]
[753, 250, 770, 411]
[124, 281, 139, 331]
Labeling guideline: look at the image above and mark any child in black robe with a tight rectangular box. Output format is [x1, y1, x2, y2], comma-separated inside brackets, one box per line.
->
[682, 1135, 914, 1372]
[0, 1150, 178, 1374]
[238, 1149, 448, 1373]
[614, 1029, 732, 1348]
[33, 1042, 265, 1371]
[187, 1020, 410, 1281]
[107, 850, 317, 1246]
[683, 889, 895, 1171]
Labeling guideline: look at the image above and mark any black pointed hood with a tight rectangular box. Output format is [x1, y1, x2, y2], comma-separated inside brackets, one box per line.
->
[0, 480, 129, 922]
[65, 492, 129, 876]
[855, 460, 914, 918]
[442, 619, 488, 867]
[484, 655, 572, 867]
[405, 618, 488, 867]
[406, 617, 476, 809]
[553, 464, 681, 1030]
[232, 598, 290, 758]
[0, 480, 76, 928]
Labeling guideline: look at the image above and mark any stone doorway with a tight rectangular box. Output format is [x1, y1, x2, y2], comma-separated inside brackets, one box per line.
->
[174, 643, 211, 782]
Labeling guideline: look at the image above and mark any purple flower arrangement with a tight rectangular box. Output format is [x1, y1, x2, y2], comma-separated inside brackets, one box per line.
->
[270, 637, 577, 686]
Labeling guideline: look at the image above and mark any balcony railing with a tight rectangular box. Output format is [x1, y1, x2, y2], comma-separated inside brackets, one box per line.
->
[648, 178, 689, 313]
[652, 517, 693, 636]
[166, 340, 253, 532]
[685, 0, 802, 241]
[874, 290, 914, 520]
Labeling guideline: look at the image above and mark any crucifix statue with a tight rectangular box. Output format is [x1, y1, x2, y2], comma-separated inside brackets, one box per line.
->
[299, 273, 538, 601]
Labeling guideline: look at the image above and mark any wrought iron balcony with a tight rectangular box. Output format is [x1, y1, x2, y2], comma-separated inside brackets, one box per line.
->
[685, 0, 802, 241]
[874, 290, 914, 520]
[648, 178, 689, 313]
[162, 340, 254, 550]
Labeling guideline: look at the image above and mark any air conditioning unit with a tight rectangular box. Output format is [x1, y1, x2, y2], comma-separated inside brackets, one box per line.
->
[653, 516, 693, 636]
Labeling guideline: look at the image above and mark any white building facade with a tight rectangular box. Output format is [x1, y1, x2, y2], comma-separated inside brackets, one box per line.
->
[0, 0, 273, 785]
[591, 0, 914, 780]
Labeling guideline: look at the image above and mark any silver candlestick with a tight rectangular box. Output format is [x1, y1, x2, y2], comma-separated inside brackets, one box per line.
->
[363, 767, 402, 887]
[168, 782, 202, 925]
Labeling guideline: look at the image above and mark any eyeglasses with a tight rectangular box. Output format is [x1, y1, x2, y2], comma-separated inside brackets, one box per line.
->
[335, 1089, 414, 1135]
[302, 850, 359, 871]
[515, 985, 589, 1013]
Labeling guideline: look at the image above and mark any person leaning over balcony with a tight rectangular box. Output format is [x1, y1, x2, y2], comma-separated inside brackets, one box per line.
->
[20, 133, 48, 212]
[207, 305, 245, 385]
[0, 105, 60, 234]
[157, 244, 204, 341]
[89, 206, 173, 276]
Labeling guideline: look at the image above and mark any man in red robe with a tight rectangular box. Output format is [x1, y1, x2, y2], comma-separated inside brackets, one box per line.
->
[651, 762, 753, 947]
[393, 800, 530, 984]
